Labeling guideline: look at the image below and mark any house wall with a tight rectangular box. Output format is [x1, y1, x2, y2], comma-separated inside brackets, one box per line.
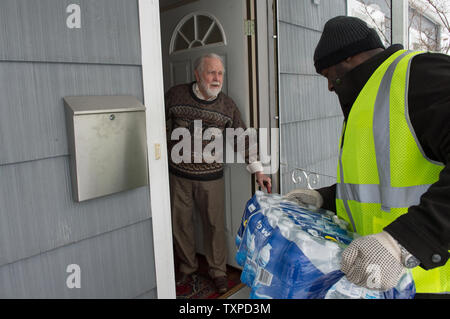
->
[0, 0, 157, 298]
[277, 0, 346, 193]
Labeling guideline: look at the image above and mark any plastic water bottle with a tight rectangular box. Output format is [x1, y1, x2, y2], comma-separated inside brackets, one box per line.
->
[237, 192, 416, 299]
[236, 194, 261, 247]
[324, 271, 416, 299]
[277, 214, 295, 240]
[240, 212, 275, 287]
[250, 227, 291, 299]
[282, 236, 326, 299]
[265, 207, 284, 228]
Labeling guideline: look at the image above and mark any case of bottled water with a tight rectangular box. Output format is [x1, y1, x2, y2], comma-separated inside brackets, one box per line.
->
[237, 211, 274, 287]
[235, 191, 416, 299]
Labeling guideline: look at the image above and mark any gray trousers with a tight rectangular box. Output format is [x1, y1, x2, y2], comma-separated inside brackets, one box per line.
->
[169, 173, 227, 278]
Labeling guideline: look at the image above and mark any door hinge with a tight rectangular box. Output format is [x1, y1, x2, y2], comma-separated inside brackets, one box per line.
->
[155, 143, 161, 160]
[244, 19, 255, 36]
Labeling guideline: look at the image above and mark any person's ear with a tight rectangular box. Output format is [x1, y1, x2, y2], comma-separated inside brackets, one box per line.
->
[194, 70, 200, 82]
[344, 56, 354, 65]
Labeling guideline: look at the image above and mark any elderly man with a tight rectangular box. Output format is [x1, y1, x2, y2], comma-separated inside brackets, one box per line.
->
[165, 53, 271, 294]
[292, 16, 449, 298]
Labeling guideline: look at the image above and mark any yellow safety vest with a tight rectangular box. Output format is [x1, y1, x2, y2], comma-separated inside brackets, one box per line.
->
[336, 49, 449, 294]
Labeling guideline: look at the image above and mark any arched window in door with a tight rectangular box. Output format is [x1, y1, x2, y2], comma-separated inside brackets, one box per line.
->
[170, 12, 227, 54]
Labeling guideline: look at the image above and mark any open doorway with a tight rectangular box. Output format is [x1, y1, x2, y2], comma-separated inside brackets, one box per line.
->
[158, 0, 261, 298]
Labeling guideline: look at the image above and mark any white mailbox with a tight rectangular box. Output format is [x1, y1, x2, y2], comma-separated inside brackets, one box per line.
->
[64, 96, 148, 202]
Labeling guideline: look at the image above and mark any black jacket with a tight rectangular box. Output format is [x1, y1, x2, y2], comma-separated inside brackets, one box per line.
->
[317, 45, 450, 270]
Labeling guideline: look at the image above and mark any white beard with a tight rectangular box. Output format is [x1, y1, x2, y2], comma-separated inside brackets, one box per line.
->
[198, 79, 222, 99]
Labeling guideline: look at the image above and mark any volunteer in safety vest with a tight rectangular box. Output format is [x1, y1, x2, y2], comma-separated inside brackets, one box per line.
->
[290, 16, 449, 298]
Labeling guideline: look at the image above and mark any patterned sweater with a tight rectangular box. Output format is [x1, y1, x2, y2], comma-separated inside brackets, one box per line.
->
[165, 82, 255, 180]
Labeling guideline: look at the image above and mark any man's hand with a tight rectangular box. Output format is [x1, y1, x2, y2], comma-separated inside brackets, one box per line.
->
[255, 171, 271, 193]
[341, 231, 405, 291]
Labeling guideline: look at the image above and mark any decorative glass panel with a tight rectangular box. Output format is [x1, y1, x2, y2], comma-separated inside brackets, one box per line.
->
[174, 33, 189, 51]
[180, 17, 195, 42]
[170, 13, 226, 54]
[197, 15, 214, 39]
[204, 24, 222, 44]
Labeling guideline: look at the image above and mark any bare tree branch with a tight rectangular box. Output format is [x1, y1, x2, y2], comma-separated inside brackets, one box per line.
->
[359, 0, 391, 44]
[357, 0, 450, 54]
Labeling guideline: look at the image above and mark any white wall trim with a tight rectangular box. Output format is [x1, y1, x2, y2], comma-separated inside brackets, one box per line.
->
[138, 0, 176, 299]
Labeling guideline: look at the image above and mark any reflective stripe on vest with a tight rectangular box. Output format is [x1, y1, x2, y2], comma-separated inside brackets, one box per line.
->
[336, 50, 448, 294]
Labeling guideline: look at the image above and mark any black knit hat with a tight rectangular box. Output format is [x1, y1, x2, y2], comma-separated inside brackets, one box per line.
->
[314, 16, 385, 74]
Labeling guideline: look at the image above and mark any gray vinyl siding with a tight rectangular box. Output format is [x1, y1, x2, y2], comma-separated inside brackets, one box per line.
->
[0, 0, 157, 298]
[0, 0, 140, 65]
[277, 0, 346, 193]
[0, 220, 156, 299]
[0, 62, 143, 165]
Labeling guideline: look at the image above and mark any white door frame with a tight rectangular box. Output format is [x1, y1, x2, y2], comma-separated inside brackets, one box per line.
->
[256, 0, 280, 193]
[391, 0, 409, 47]
[138, 0, 176, 299]
[137, 0, 280, 298]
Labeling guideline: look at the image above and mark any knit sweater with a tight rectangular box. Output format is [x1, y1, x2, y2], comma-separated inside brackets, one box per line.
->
[165, 82, 257, 180]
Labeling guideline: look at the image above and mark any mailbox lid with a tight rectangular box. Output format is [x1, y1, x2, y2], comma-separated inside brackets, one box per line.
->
[63, 95, 148, 202]
[64, 96, 145, 115]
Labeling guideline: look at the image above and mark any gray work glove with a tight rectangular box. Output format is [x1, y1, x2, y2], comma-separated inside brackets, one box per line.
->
[284, 188, 323, 209]
[341, 231, 405, 291]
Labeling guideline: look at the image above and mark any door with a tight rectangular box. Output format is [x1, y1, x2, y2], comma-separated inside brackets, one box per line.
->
[160, 0, 252, 269]
[276, 0, 345, 194]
